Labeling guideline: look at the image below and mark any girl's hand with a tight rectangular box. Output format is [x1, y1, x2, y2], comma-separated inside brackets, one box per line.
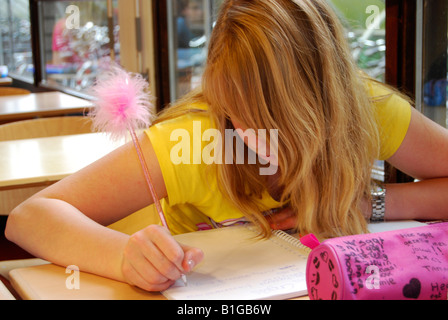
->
[266, 206, 297, 231]
[121, 225, 204, 292]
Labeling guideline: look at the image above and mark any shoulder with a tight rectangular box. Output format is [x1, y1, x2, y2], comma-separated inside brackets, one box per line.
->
[366, 80, 413, 160]
[144, 103, 218, 205]
[150, 103, 212, 133]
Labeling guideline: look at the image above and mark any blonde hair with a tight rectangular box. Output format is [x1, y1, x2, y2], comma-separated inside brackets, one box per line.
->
[157, 0, 380, 238]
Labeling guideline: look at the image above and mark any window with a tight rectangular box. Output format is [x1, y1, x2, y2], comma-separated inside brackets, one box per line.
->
[417, 0, 448, 128]
[329, 0, 386, 82]
[0, 0, 33, 82]
[35, 0, 120, 94]
[166, 0, 222, 102]
[160, 1, 386, 102]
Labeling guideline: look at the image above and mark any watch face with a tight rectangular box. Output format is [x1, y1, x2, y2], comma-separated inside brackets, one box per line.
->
[372, 185, 385, 196]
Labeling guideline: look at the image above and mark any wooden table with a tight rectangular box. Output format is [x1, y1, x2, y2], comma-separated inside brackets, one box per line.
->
[0, 280, 15, 300]
[0, 77, 13, 86]
[0, 132, 124, 190]
[9, 263, 309, 301]
[7, 222, 427, 300]
[0, 91, 93, 124]
[10, 263, 165, 300]
[0, 133, 125, 215]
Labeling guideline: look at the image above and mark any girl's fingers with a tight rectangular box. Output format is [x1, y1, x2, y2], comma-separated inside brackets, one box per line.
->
[129, 225, 184, 281]
[122, 224, 204, 292]
[179, 244, 204, 272]
[122, 257, 175, 292]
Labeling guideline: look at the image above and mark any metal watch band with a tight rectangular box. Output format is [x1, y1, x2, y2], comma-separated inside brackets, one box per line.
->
[370, 185, 386, 222]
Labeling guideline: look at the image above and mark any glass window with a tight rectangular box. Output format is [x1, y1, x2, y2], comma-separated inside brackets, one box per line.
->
[328, 0, 386, 82]
[0, 0, 33, 82]
[167, 0, 222, 101]
[418, 0, 448, 128]
[166, 0, 386, 100]
[37, 0, 120, 93]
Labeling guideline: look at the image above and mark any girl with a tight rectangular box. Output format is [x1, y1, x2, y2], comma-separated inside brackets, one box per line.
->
[6, 0, 448, 292]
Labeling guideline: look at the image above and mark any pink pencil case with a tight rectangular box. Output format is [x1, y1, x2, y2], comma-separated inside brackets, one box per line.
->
[305, 222, 448, 300]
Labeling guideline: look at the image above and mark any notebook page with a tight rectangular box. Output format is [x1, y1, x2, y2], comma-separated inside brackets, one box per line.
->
[162, 226, 309, 300]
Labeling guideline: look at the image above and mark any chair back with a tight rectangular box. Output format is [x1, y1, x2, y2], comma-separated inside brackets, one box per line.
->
[0, 116, 93, 142]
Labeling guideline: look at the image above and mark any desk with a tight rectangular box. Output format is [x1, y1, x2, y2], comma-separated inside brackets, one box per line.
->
[10, 264, 166, 300]
[0, 91, 93, 123]
[0, 133, 125, 214]
[0, 77, 13, 87]
[0, 280, 15, 300]
[0, 132, 124, 190]
[9, 263, 308, 300]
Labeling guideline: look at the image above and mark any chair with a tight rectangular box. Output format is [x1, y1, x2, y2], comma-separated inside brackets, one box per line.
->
[0, 116, 93, 142]
[0, 87, 31, 96]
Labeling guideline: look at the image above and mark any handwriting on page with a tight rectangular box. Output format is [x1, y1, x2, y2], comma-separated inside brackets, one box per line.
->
[168, 265, 306, 300]
[165, 226, 310, 300]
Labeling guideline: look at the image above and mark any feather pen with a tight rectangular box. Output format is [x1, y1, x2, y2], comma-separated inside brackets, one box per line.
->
[89, 66, 169, 229]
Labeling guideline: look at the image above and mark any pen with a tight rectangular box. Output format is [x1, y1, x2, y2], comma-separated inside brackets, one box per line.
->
[130, 128, 187, 287]
[181, 274, 188, 286]
[129, 127, 169, 229]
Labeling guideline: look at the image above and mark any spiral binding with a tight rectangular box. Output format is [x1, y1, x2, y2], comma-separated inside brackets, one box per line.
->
[272, 229, 312, 253]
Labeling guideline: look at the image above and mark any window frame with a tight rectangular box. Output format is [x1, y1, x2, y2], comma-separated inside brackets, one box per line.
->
[384, 0, 416, 184]
[25, 0, 129, 99]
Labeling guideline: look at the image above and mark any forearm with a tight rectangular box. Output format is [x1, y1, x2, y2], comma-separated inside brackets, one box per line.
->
[384, 178, 448, 221]
[5, 197, 129, 283]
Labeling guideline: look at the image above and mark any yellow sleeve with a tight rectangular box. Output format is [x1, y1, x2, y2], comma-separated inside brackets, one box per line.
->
[144, 110, 250, 234]
[369, 82, 412, 160]
[145, 112, 208, 207]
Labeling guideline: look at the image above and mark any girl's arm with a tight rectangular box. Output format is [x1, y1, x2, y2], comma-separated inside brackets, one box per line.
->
[384, 107, 448, 221]
[5, 133, 203, 291]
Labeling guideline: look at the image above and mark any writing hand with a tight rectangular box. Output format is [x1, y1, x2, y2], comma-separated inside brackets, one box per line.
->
[121, 225, 204, 292]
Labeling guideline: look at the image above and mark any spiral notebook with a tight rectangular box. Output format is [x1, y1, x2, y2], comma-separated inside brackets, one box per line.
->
[162, 225, 311, 300]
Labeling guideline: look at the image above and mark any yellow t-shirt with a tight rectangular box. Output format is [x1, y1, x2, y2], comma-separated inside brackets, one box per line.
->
[368, 81, 412, 160]
[145, 83, 412, 235]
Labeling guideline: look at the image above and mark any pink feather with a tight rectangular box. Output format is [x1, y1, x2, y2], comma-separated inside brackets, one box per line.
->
[90, 66, 155, 140]
[89, 66, 169, 229]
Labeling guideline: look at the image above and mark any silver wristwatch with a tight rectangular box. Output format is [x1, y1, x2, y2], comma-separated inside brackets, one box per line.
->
[371, 185, 386, 222]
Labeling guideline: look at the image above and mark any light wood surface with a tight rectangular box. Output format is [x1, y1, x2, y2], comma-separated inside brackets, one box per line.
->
[10, 264, 165, 300]
[0, 91, 93, 123]
[9, 262, 309, 300]
[0, 116, 97, 215]
[0, 77, 13, 86]
[0, 281, 15, 300]
[0, 132, 125, 190]
[0, 258, 49, 282]
[0, 87, 30, 96]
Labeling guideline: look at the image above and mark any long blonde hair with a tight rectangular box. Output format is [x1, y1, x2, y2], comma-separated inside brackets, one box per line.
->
[158, 0, 380, 238]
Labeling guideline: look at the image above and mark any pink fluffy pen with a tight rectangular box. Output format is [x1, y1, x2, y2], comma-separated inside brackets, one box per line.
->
[90, 66, 169, 229]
